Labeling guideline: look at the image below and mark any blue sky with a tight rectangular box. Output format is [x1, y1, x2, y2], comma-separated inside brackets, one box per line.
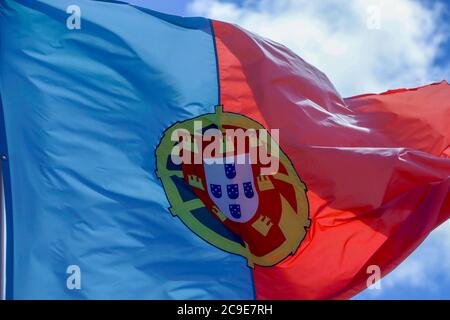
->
[127, 0, 450, 299]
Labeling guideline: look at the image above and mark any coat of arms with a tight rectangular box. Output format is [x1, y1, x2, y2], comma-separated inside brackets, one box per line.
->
[156, 106, 310, 267]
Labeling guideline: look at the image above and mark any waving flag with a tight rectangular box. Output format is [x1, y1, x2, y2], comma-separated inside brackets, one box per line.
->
[0, 0, 449, 300]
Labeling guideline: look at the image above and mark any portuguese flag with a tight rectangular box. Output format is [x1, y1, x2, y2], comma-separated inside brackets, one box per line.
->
[0, 0, 448, 299]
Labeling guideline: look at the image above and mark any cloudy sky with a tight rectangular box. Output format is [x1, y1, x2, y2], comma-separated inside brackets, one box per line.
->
[128, 0, 450, 299]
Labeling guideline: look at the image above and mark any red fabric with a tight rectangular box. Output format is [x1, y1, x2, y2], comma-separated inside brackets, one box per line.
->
[212, 20, 450, 299]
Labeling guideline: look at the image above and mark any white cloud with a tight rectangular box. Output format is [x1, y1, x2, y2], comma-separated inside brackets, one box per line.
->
[357, 221, 450, 298]
[393, 222, 450, 283]
[188, 0, 449, 97]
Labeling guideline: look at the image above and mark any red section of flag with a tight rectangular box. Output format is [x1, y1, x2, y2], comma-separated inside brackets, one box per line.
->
[212, 20, 450, 299]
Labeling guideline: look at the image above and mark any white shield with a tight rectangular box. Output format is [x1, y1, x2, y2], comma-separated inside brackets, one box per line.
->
[204, 154, 259, 223]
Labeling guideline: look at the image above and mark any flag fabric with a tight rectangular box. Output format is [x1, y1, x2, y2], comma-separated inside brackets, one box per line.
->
[0, 0, 449, 300]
